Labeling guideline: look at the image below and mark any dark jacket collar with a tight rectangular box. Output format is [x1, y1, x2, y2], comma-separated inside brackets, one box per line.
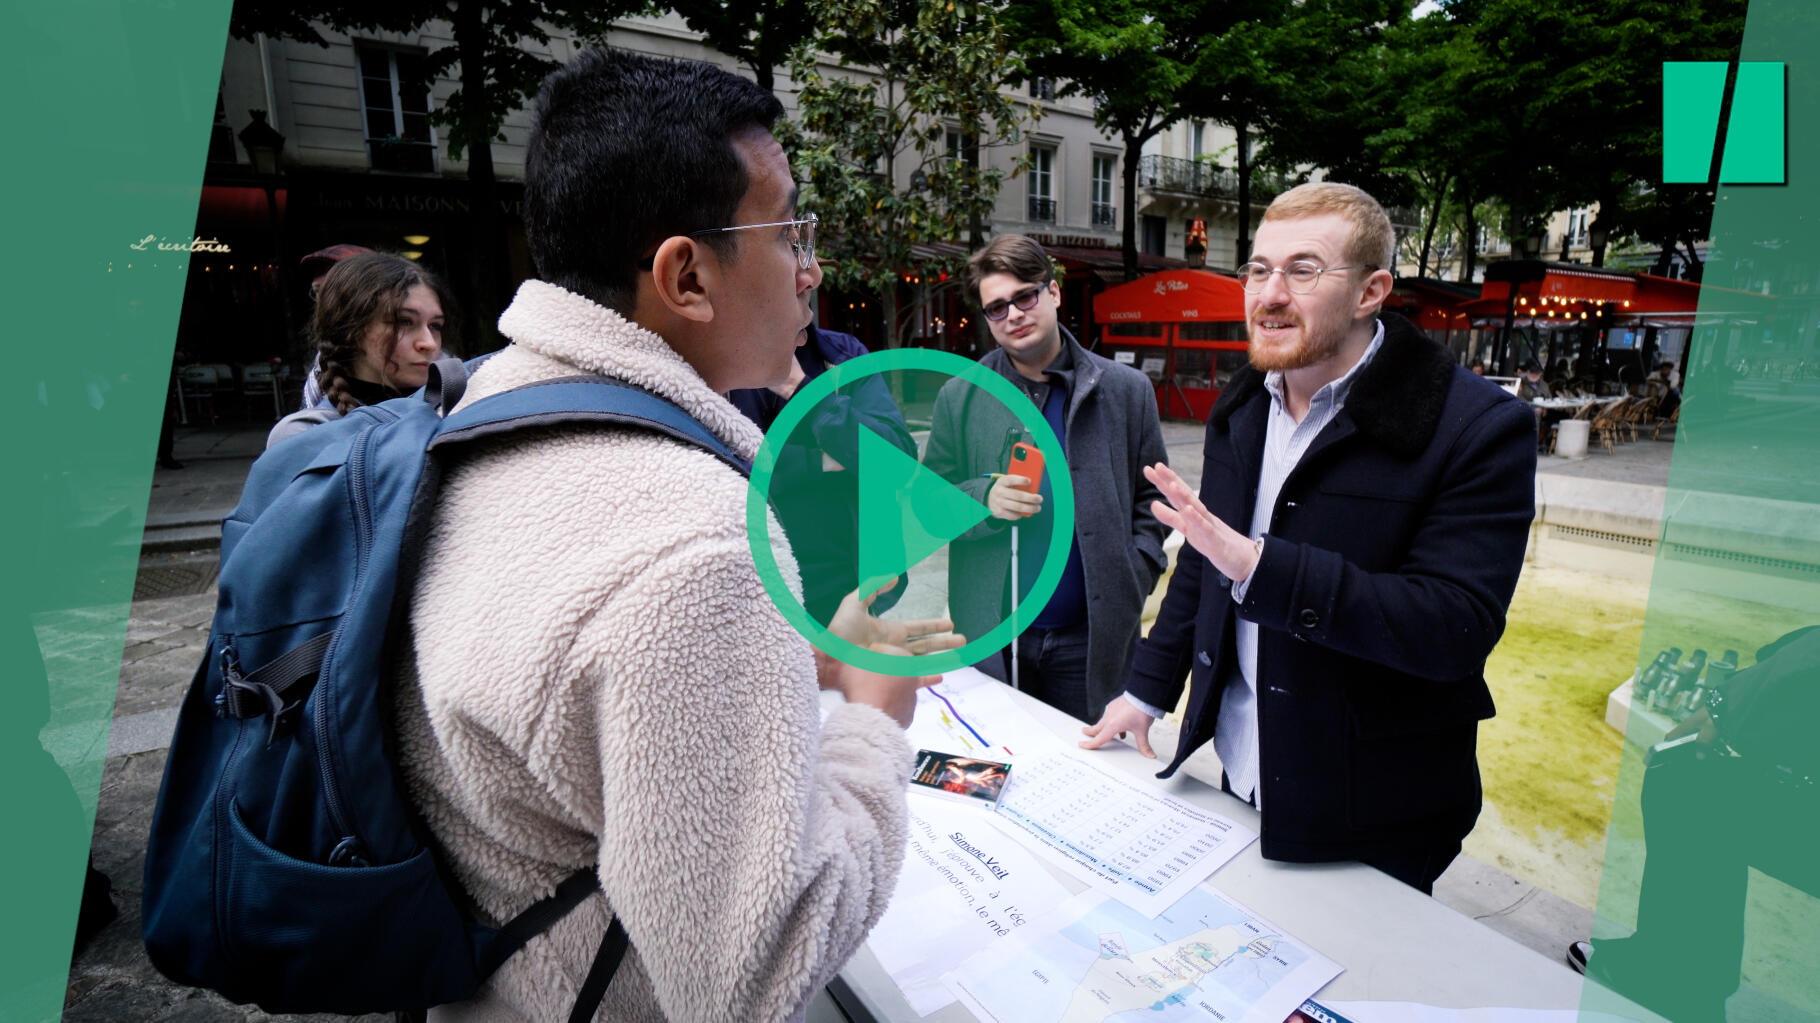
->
[1207, 312, 1454, 459]
[981, 325, 1100, 399]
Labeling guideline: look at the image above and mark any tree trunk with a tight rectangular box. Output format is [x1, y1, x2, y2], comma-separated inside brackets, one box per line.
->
[454, 0, 502, 353]
[1418, 173, 1450, 278]
[967, 130, 987, 355]
[1462, 197, 1478, 281]
[1121, 129, 1140, 281]
[1680, 235, 1703, 282]
[881, 71, 900, 346]
[1234, 114, 1252, 268]
[883, 282, 901, 350]
[747, 32, 777, 91]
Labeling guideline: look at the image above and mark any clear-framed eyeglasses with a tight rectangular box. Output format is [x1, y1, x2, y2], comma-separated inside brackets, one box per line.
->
[638, 213, 818, 271]
[1237, 260, 1376, 295]
[697, 212, 820, 270]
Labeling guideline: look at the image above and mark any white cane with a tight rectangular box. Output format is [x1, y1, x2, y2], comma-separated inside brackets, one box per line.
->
[1009, 522, 1020, 691]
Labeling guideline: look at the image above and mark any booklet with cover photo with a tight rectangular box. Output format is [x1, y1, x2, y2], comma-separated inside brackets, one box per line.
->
[910, 750, 1012, 807]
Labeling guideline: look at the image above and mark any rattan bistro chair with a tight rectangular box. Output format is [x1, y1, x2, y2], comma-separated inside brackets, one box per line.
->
[1620, 395, 1658, 443]
[1589, 399, 1627, 453]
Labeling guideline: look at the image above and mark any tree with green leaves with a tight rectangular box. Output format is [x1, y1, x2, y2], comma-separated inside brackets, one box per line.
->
[1174, 1, 1285, 267]
[1003, 0, 1208, 280]
[1371, 0, 1744, 278]
[1365, 8, 1498, 278]
[229, 1, 642, 346]
[788, 0, 1033, 347]
[665, 0, 813, 92]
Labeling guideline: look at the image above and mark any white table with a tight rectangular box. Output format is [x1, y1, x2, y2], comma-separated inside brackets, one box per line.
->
[830, 684, 1585, 1021]
[1531, 395, 1623, 410]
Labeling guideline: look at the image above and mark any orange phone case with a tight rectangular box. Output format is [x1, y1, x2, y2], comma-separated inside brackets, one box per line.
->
[1007, 442, 1045, 494]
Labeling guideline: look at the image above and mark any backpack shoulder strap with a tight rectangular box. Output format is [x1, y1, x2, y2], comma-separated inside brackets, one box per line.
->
[431, 375, 751, 477]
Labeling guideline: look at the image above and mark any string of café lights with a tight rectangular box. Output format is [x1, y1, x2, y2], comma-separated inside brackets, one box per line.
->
[1515, 295, 1635, 321]
[106, 262, 284, 273]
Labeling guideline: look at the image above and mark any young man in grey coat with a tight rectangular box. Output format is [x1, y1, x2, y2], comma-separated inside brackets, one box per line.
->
[923, 234, 1170, 722]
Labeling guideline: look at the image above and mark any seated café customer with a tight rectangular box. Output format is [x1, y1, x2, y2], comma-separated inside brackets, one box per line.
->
[1645, 361, 1681, 419]
[1515, 360, 1552, 401]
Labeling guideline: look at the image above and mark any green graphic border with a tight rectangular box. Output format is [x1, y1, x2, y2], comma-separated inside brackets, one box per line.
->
[746, 348, 1076, 674]
[4, 1, 234, 1016]
[1586, 4, 1819, 1019]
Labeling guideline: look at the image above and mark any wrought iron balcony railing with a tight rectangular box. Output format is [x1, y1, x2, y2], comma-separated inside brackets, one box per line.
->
[1135, 155, 1291, 203]
[1028, 195, 1056, 222]
[1091, 202, 1116, 227]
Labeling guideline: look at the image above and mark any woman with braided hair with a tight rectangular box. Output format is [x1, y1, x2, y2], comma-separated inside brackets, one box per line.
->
[268, 252, 454, 448]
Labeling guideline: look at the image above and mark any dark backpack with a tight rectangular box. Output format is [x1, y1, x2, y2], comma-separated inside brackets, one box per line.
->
[143, 359, 751, 1017]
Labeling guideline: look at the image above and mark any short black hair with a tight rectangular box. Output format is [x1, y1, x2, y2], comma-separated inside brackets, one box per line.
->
[524, 49, 785, 314]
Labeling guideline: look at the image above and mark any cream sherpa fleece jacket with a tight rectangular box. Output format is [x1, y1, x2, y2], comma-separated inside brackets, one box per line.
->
[392, 280, 912, 1022]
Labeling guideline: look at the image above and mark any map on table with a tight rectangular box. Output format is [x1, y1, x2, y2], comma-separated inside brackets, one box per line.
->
[943, 884, 1339, 1023]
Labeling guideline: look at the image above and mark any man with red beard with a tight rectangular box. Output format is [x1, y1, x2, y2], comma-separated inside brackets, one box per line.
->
[1080, 183, 1536, 894]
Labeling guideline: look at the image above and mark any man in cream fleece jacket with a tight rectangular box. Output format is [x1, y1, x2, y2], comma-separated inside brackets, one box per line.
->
[389, 51, 951, 1022]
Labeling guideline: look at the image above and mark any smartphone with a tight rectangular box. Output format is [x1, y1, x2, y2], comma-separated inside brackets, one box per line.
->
[1006, 442, 1045, 495]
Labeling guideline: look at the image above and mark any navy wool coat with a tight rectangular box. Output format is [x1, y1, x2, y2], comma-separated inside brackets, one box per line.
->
[1127, 313, 1537, 863]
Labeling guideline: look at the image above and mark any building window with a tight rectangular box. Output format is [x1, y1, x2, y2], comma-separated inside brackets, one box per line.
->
[1141, 215, 1167, 256]
[1031, 77, 1055, 101]
[1191, 122, 1205, 160]
[1091, 154, 1116, 227]
[1569, 209, 1590, 247]
[1028, 145, 1056, 221]
[358, 44, 435, 173]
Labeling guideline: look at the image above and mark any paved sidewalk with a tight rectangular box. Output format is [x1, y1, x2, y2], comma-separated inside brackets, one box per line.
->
[69, 419, 1691, 1020]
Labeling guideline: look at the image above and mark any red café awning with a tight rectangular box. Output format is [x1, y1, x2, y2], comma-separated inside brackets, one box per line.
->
[1385, 277, 1478, 331]
[1461, 263, 1772, 327]
[1092, 269, 1246, 324]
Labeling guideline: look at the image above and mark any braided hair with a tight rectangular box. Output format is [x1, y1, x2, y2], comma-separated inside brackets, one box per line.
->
[310, 252, 458, 414]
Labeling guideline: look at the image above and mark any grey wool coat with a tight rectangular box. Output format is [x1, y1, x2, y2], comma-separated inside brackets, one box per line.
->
[922, 327, 1170, 717]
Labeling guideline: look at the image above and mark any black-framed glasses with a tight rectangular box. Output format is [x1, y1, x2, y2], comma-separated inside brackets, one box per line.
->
[638, 212, 819, 271]
[1237, 260, 1376, 295]
[980, 282, 1049, 321]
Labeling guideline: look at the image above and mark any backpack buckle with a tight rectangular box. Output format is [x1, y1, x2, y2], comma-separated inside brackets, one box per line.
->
[218, 646, 286, 723]
[267, 698, 304, 748]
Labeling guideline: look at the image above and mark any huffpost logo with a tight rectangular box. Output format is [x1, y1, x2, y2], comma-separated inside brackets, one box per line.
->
[1663, 61, 1786, 185]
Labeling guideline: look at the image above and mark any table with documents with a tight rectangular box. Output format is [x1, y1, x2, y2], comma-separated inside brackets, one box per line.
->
[829, 675, 1586, 1023]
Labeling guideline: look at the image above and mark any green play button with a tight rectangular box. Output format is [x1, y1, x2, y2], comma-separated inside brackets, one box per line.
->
[855, 423, 991, 597]
[747, 347, 1074, 674]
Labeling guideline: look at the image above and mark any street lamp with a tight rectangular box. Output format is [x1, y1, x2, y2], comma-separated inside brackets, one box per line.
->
[239, 110, 293, 393]
[238, 109, 286, 177]
[1588, 220, 1610, 267]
